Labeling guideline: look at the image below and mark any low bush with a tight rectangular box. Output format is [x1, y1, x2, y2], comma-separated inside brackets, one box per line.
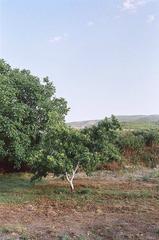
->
[117, 129, 159, 167]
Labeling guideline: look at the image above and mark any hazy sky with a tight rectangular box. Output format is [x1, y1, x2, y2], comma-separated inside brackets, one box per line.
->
[0, 0, 159, 121]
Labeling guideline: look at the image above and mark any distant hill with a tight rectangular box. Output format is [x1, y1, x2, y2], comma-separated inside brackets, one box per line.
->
[68, 115, 159, 129]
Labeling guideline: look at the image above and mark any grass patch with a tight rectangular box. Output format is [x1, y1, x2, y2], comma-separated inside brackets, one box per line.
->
[59, 234, 87, 240]
[142, 170, 159, 182]
[0, 224, 26, 234]
[0, 173, 156, 204]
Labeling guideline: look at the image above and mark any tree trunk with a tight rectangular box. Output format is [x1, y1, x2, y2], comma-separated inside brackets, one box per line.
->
[65, 162, 79, 192]
[69, 179, 75, 192]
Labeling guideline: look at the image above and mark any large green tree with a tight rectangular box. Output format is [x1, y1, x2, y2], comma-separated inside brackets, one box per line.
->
[31, 114, 96, 191]
[31, 115, 121, 191]
[0, 59, 68, 171]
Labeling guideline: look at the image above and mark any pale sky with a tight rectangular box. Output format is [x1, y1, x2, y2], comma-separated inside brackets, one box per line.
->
[0, 0, 159, 121]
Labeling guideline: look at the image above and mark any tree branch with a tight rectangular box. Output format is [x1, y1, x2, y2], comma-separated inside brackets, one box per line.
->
[65, 172, 70, 182]
[71, 162, 79, 181]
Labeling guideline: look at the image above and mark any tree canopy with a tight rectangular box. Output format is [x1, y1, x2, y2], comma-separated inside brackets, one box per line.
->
[0, 59, 122, 191]
[31, 115, 121, 191]
[0, 59, 68, 171]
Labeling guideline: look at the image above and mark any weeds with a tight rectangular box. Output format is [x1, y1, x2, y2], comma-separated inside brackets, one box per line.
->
[0, 173, 155, 204]
[0, 224, 26, 234]
[142, 169, 159, 182]
[59, 235, 87, 240]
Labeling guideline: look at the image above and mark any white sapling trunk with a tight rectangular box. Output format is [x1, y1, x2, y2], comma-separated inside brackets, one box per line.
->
[65, 162, 79, 192]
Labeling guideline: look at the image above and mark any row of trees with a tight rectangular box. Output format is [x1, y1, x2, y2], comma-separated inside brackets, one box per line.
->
[1, 59, 159, 190]
[0, 59, 121, 191]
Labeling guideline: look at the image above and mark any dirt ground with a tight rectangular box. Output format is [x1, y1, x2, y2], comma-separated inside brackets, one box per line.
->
[0, 169, 159, 240]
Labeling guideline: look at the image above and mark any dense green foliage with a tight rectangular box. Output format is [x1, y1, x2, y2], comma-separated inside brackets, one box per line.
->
[1, 59, 159, 191]
[31, 117, 95, 179]
[31, 115, 121, 190]
[117, 129, 159, 167]
[82, 115, 121, 163]
[0, 59, 68, 171]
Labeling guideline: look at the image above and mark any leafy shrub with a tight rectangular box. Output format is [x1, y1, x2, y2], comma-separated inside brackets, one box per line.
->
[142, 148, 159, 168]
[134, 129, 159, 147]
[77, 188, 92, 195]
[117, 129, 159, 167]
[82, 115, 122, 164]
[117, 131, 144, 152]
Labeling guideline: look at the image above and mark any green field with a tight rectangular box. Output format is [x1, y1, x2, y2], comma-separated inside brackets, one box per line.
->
[121, 121, 159, 130]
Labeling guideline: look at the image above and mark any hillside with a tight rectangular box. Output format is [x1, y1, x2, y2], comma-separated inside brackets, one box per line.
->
[68, 115, 159, 129]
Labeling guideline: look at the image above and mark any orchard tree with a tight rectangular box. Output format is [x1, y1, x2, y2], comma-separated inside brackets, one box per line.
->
[31, 115, 121, 191]
[31, 114, 97, 191]
[0, 59, 68, 171]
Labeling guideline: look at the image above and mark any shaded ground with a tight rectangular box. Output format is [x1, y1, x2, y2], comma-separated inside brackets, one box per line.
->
[0, 169, 159, 240]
